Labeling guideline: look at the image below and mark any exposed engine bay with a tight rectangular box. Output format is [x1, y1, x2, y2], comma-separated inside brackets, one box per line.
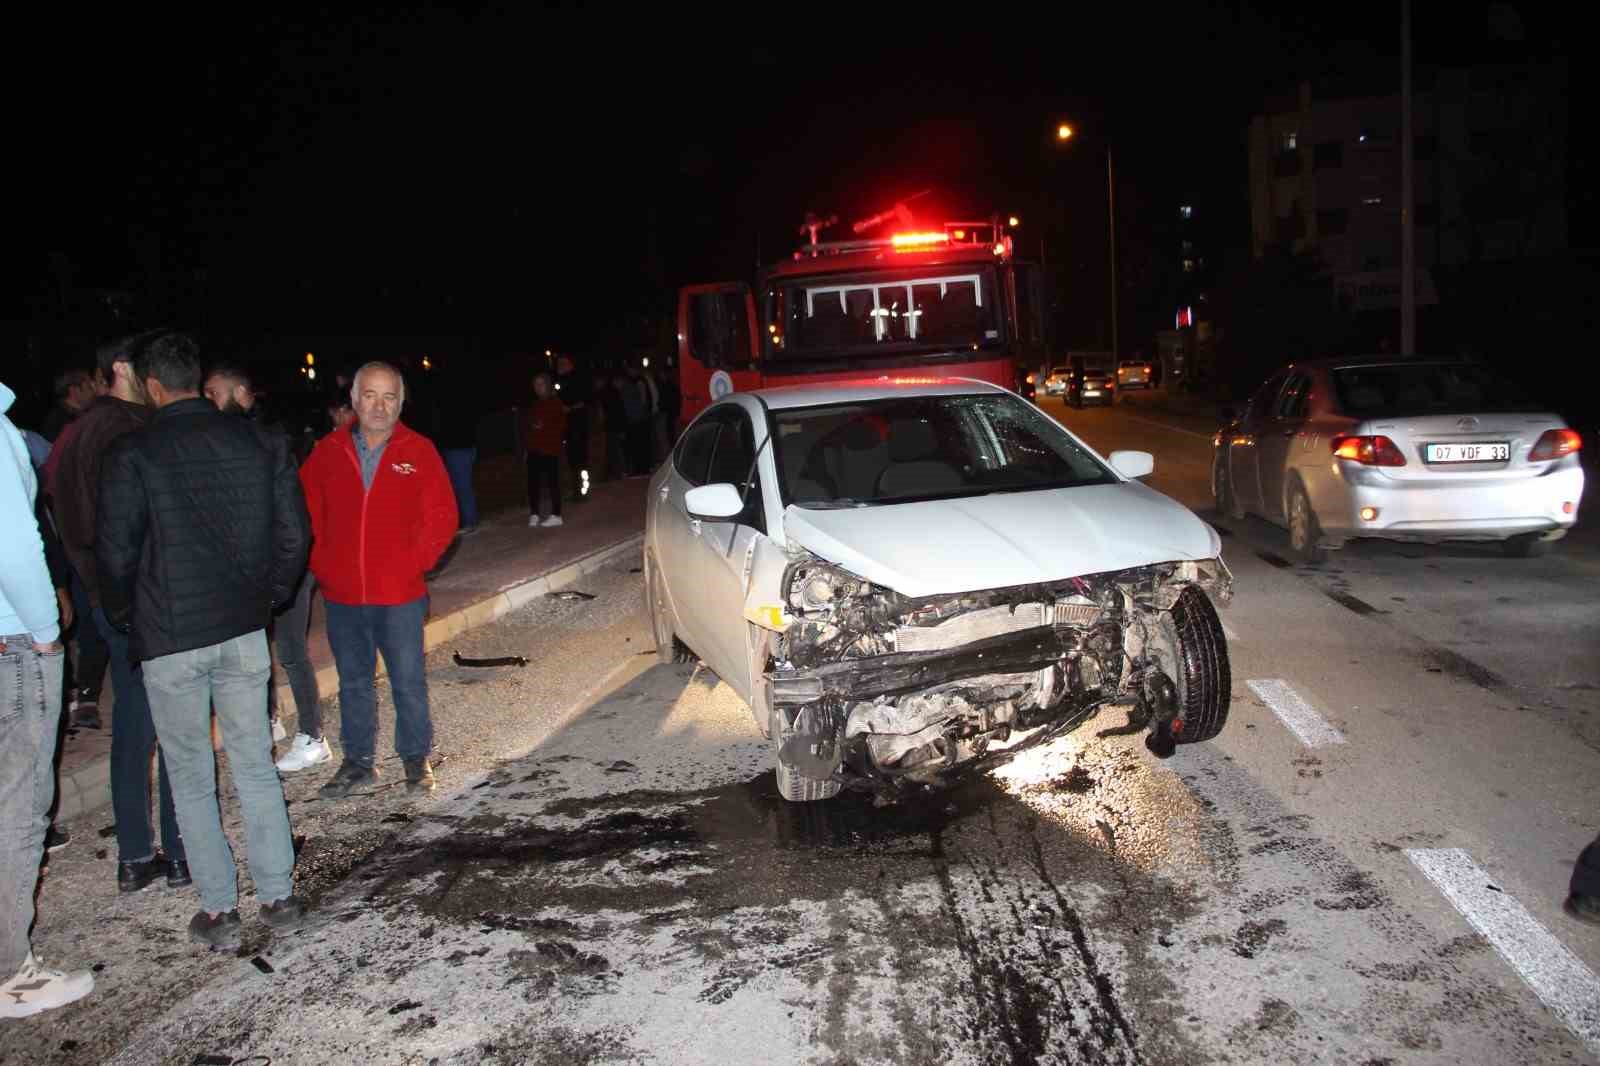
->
[763, 553, 1233, 795]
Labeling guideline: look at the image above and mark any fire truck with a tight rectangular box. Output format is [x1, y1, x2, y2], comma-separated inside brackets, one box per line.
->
[676, 203, 1051, 425]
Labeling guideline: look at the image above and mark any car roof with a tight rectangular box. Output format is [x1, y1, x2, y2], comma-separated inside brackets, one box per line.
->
[1284, 355, 1484, 374]
[751, 376, 1010, 410]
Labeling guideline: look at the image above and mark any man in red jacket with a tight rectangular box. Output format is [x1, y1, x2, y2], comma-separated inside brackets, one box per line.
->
[300, 361, 457, 797]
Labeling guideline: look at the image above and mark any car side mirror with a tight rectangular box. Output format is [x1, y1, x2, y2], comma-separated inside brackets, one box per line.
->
[1218, 405, 1237, 423]
[1108, 450, 1154, 479]
[685, 482, 745, 520]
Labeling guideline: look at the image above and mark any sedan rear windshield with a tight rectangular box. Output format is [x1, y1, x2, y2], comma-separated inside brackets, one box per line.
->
[1332, 363, 1542, 417]
[770, 393, 1117, 508]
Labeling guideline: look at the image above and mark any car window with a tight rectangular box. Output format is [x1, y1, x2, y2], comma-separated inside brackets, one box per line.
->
[1245, 371, 1289, 421]
[1331, 362, 1541, 417]
[673, 416, 721, 487]
[1277, 375, 1311, 419]
[705, 410, 765, 531]
[769, 392, 1117, 507]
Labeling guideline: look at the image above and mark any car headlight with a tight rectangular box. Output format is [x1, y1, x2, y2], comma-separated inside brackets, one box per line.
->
[785, 560, 873, 613]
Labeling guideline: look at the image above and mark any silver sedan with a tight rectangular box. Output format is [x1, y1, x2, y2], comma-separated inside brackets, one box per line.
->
[1212, 357, 1584, 560]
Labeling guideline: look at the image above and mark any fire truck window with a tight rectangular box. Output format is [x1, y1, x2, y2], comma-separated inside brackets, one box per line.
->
[844, 289, 879, 344]
[689, 290, 752, 369]
[920, 280, 980, 345]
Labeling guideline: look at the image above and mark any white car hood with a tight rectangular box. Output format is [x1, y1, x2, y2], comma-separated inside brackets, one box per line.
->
[783, 482, 1221, 597]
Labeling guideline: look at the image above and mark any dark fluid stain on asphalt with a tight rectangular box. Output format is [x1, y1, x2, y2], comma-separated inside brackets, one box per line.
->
[1415, 646, 1508, 692]
[1323, 590, 1384, 616]
[1231, 918, 1288, 958]
[1254, 550, 1293, 570]
[346, 770, 1185, 1065]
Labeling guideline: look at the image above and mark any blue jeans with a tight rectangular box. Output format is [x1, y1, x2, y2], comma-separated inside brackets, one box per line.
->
[93, 608, 183, 864]
[442, 446, 479, 529]
[271, 573, 321, 739]
[0, 636, 65, 979]
[69, 567, 107, 700]
[324, 597, 432, 768]
[142, 631, 294, 914]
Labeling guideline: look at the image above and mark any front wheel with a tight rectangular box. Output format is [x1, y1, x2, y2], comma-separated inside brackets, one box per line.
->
[1164, 585, 1231, 744]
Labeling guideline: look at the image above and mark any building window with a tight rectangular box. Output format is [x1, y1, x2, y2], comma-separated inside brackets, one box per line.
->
[1314, 141, 1343, 169]
[1281, 131, 1298, 152]
[1179, 205, 1193, 219]
[1183, 258, 1196, 272]
[1362, 195, 1384, 206]
[1317, 208, 1349, 235]
[1181, 240, 1194, 253]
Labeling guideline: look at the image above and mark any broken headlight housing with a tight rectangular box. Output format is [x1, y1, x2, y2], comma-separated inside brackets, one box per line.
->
[785, 560, 873, 614]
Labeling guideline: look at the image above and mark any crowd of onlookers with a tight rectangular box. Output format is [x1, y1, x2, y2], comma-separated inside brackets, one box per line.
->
[1, 334, 465, 1017]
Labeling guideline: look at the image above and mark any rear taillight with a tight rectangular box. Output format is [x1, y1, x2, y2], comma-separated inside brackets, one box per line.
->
[1332, 434, 1407, 466]
[1528, 429, 1581, 462]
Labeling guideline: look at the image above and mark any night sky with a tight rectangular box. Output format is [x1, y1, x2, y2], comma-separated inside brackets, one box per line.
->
[8, 3, 1578, 361]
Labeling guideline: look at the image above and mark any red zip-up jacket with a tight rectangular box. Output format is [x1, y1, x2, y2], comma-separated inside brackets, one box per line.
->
[300, 421, 458, 606]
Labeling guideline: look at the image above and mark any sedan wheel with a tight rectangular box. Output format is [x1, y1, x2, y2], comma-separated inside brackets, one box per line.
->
[1162, 585, 1231, 744]
[1287, 483, 1327, 564]
[771, 706, 843, 803]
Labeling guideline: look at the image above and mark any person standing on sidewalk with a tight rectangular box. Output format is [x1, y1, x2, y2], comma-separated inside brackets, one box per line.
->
[554, 354, 591, 503]
[49, 334, 187, 893]
[300, 362, 457, 798]
[0, 379, 94, 1017]
[97, 334, 311, 950]
[523, 372, 566, 528]
[202, 363, 329, 773]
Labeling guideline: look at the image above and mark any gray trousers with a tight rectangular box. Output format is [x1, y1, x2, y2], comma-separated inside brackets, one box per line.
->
[0, 636, 65, 979]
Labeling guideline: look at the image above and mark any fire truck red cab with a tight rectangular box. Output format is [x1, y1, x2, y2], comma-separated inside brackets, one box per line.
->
[677, 215, 1050, 425]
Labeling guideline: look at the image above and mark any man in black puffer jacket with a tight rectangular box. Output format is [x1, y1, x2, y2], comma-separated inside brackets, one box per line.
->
[97, 332, 311, 951]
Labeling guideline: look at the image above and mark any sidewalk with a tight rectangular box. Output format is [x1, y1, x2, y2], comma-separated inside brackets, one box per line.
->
[52, 474, 650, 821]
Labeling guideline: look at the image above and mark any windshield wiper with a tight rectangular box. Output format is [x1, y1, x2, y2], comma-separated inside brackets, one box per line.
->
[794, 497, 876, 510]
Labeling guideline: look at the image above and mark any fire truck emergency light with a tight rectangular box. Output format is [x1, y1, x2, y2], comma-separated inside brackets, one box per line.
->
[891, 232, 950, 249]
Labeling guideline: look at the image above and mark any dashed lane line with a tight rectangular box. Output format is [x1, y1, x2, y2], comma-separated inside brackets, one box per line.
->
[1245, 679, 1347, 748]
[1407, 848, 1600, 1057]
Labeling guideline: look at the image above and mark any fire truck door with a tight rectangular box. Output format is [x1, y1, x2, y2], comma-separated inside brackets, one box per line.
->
[677, 282, 759, 425]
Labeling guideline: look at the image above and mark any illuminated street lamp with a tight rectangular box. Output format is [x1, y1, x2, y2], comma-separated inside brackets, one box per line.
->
[1007, 215, 1020, 228]
[1056, 121, 1118, 360]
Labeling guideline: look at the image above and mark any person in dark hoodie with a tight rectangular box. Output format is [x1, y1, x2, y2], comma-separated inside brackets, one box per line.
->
[48, 333, 187, 894]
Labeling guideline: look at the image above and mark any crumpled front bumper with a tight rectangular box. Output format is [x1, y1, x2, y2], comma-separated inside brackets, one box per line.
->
[768, 624, 1077, 707]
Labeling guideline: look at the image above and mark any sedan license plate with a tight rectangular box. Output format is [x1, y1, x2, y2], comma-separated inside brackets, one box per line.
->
[1425, 442, 1508, 463]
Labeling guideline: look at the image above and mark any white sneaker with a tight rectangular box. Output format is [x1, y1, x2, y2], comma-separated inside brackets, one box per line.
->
[271, 717, 287, 743]
[541, 515, 564, 528]
[275, 733, 332, 772]
[528, 515, 542, 528]
[0, 953, 93, 1018]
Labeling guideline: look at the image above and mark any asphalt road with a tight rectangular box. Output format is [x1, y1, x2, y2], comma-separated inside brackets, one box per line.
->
[9, 395, 1598, 1065]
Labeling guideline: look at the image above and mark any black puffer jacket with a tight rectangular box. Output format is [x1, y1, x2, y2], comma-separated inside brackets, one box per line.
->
[96, 397, 309, 662]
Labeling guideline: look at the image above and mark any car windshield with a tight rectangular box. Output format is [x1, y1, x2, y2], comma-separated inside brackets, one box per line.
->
[1331, 362, 1543, 417]
[770, 393, 1117, 507]
[768, 267, 1001, 359]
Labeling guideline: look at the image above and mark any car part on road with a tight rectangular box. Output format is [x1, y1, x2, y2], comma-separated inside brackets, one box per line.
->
[548, 590, 596, 601]
[452, 651, 529, 668]
[765, 555, 1232, 798]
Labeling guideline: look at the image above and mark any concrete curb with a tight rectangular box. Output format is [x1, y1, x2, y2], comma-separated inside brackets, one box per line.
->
[52, 533, 646, 823]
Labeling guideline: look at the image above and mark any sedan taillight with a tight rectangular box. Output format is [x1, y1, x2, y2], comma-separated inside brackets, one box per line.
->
[1528, 428, 1581, 462]
[1332, 434, 1407, 467]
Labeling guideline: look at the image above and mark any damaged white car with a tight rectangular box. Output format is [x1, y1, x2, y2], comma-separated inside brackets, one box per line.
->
[644, 379, 1233, 802]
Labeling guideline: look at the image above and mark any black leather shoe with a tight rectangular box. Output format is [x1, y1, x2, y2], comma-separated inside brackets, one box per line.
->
[166, 858, 192, 888]
[188, 909, 242, 951]
[118, 855, 164, 893]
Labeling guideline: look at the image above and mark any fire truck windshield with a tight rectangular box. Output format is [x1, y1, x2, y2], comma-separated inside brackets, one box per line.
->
[767, 266, 1001, 360]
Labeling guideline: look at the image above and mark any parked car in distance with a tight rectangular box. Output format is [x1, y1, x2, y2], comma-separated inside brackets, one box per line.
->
[646, 377, 1234, 805]
[1117, 359, 1153, 390]
[1042, 365, 1070, 396]
[1066, 354, 1117, 407]
[1212, 357, 1584, 561]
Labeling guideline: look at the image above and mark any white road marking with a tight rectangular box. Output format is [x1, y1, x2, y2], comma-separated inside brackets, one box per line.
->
[1245, 679, 1346, 747]
[1119, 413, 1215, 441]
[1407, 848, 1600, 1057]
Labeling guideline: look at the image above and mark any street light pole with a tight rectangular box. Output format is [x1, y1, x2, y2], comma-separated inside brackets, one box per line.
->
[1106, 147, 1118, 361]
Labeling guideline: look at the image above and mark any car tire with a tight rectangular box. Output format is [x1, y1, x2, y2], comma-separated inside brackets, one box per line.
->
[1165, 585, 1231, 744]
[771, 705, 842, 803]
[1214, 457, 1246, 522]
[645, 554, 680, 666]
[1502, 532, 1553, 558]
[1287, 481, 1328, 564]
